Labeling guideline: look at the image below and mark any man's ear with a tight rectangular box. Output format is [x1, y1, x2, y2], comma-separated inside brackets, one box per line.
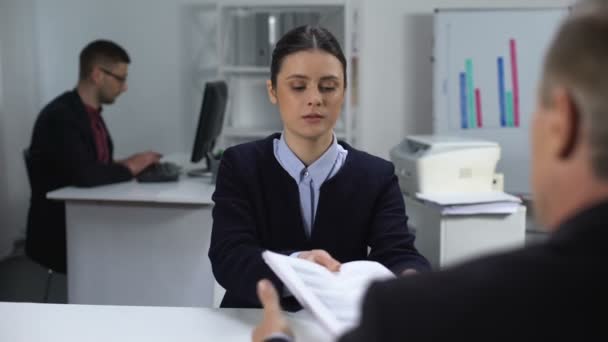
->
[266, 80, 277, 104]
[552, 87, 581, 159]
[90, 66, 103, 85]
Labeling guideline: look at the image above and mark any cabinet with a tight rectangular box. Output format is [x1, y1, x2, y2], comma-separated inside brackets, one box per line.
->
[181, 1, 360, 151]
[404, 196, 527, 269]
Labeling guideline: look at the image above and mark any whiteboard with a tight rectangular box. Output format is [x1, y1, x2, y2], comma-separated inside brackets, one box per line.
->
[433, 8, 570, 194]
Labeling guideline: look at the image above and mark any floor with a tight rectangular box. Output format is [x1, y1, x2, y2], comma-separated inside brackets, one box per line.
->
[0, 245, 67, 304]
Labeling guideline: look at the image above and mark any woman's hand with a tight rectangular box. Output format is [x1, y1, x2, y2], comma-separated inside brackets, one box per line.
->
[298, 249, 341, 272]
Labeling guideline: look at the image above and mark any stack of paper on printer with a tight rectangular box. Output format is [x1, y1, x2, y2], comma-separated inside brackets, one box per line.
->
[262, 250, 395, 337]
[416, 191, 522, 215]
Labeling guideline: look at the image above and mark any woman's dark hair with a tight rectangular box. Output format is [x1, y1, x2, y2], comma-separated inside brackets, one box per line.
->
[270, 25, 347, 89]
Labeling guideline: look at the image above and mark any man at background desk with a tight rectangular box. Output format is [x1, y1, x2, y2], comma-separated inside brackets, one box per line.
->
[253, 0, 607, 340]
[25, 39, 161, 273]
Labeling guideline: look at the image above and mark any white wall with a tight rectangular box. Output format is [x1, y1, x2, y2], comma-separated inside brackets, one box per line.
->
[34, 0, 358, 158]
[0, 0, 351, 258]
[0, 0, 41, 257]
[0, 0, 577, 257]
[35, 0, 188, 156]
[358, 0, 575, 159]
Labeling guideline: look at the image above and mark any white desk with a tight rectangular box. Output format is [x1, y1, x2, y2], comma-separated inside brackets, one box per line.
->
[47, 177, 217, 307]
[0, 302, 332, 342]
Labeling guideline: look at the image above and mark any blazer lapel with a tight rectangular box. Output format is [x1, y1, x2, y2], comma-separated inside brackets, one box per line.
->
[69, 90, 99, 160]
[98, 115, 114, 160]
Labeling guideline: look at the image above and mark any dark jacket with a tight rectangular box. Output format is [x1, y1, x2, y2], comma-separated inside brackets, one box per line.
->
[209, 133, 430, 310]
[25, 90, 132, 273]
[340, 201, 608, 341]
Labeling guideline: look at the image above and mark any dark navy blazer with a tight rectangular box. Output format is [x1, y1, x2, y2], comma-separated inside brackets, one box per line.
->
[209, 133, 430, 310]
[26, 90, 132, 272]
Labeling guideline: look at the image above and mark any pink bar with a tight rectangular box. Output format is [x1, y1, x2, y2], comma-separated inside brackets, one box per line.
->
[510, 39, 520, 127]
[475, 88, 483, 128]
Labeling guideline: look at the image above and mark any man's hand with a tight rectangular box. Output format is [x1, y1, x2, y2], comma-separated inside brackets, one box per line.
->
[119, 151, 162, 175]
[298, 249, 341, 272]
[252, 279, 293, 342]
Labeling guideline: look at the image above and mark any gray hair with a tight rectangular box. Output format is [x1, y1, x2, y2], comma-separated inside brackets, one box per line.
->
[540, 0, 608, 179]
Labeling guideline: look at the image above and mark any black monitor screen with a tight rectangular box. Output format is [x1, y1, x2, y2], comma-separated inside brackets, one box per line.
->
[190, 80, 228, 168]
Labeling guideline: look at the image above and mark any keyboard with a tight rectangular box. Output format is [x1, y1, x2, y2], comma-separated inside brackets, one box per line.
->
[136, 162, 181, 183]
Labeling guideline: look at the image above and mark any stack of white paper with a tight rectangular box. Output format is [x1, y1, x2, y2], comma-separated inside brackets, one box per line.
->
[262, 251, 395, 337]
[416, 191, 522, 215]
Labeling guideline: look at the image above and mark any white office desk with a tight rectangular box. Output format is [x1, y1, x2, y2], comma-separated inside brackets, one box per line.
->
[0, 302, 332, 342]
[47, 177, 217, 307]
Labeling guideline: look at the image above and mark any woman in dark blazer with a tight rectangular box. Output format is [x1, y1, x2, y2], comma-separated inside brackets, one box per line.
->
[209, 25, 429, 310]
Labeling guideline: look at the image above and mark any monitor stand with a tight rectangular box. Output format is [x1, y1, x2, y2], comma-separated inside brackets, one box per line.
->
[187, 168, 213, 178]
[186, 152, 217, 178]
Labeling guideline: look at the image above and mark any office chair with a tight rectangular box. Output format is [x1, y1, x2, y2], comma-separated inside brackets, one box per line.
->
[22, 148, 54, 303]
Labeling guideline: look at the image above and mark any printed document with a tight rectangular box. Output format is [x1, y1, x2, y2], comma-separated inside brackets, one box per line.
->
[262, 251, 395, 337]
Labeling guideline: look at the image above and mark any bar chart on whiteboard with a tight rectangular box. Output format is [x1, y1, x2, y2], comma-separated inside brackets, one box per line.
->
[458, 39, 522, 130]
[433, 8, 569, 194]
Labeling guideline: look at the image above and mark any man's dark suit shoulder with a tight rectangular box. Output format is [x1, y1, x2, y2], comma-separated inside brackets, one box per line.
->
[344, 239, 605, 341]
[32, 91, 82, 133]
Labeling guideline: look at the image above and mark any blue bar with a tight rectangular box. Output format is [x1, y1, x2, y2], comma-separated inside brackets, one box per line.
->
[459, 72, 468, 129]
[498, 57, 507, 127]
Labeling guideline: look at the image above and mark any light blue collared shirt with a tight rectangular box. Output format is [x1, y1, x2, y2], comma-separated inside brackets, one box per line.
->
[273, 133, 348, 237]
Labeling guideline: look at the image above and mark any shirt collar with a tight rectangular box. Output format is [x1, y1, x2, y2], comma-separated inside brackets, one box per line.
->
[306, 135, 340, 184]
[84, 103, 103, 117]
[275, 132, 340, 185]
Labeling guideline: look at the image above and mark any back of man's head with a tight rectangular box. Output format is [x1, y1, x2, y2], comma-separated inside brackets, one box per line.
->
[79, 40, 130, 81]
[540, 0, 608, 180]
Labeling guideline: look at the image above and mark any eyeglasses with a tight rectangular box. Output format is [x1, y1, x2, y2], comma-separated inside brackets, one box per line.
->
[100, 68, 127, 83]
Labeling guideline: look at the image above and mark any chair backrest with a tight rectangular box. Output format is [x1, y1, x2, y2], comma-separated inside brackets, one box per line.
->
[23, 148, 33, 187]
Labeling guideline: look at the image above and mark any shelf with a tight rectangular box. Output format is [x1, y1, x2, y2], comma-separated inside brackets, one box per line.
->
[222, 127, 348, 140]
[222, 5, 343, 16]
[335, 130, 347, 140]
[221, 66, 269, 74]
[223, 127, 279, 138]
[197, 65, 219, 73]
[191, 67, 219, 81]
[207, 2, 357, 148]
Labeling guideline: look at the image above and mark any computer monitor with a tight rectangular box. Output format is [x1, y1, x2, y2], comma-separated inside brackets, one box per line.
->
[188, 80, 228, 177]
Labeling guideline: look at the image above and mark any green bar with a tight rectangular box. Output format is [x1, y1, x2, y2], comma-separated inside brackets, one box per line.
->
[506, 91, 514, 127]
[466, 59, 476, 128]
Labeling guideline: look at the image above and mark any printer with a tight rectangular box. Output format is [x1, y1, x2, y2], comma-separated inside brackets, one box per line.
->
[390, 135, 501, 195]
